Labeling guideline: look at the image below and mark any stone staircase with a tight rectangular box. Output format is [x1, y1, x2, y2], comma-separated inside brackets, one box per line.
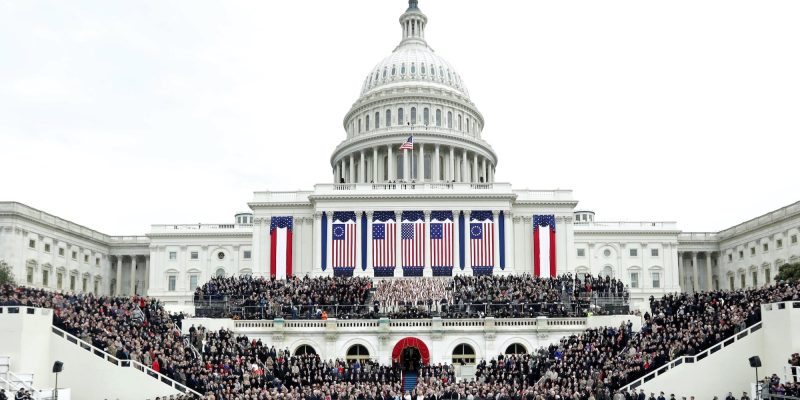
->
[402, 371, 418, 393]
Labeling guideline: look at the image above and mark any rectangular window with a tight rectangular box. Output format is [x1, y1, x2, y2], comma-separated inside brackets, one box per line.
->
[168, 276, 177, 291]
[189, 275, 199, 291]
[84, 254, 89, 263]
[777, 239, 783, 249]
[70, 275, 76, 291]
[96, 258, 100, 266]
[630, 272, 639, 288]
[752, 271, 758, 287]
[713, 277, 719, 290]
[27, 267, 34, 284]
[629, 249, 638, 257]
[765, 268, 771, 284]
[45, 243, 51, 253]
[651, 272, 661, 289]
[169, 251, 177, 260]
[190, 251, 199, 260]
[58, 248, 65, 257]
[82, 278, 88, 292]
[56, 273, 63, 289]
[763, 243, 769, 252]
[29, 239, 36, 249]
[71, 251, 77, 260]
[94, 280, 99, 295]
[792, 235, 798, 244]
[651, 248, 659, 257]
[728, 254, 733, 262]
[750, 247, 755, 256]
[740, 274, 746, 288]
[738, 250, 743, 259]
[577, 249, 585, 257]
[243, 250, 252, 260]
[730, 276, 735, 290]
[42, 270, 49, 286]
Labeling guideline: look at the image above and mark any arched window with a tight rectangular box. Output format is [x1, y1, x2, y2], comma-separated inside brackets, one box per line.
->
[294, 345, 317, 356]
[447, 111, 452, 128]
[601, 266, 614, 278]
[383, 67, 388, 78]
[421, 64, 426, 75]
[398, 108, 404, 125]
[505, 343, 527, 355]
[358, 119, 362, 134]
[458, 115, 462, 131]
[375, 112, 380, 129]
[423, 108, 430, 125]
[452, 344, 476, 365]
[392, 65, 396, 76]
[435, 109, 442, 127]
[410, 63, 416, 75]
[431, 64, 436, 76]
[215, 268, 226, 278]
[346, 344, 370, 361]
[410, 107, 416, 124]
[366, 115, 370, 131]
[466, 117, 470, 133]
[401, 63, 406, 75]
[386, 110, 392, 127]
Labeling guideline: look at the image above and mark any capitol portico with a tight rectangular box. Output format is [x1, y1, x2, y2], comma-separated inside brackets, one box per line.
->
[1, 0, 799, 315]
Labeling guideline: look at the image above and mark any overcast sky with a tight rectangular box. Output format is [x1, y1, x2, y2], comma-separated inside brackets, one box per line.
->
[1, 0, 798, 235]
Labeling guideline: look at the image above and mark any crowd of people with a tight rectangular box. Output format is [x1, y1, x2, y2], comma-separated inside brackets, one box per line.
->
[194, 276, 374, 320]
[2, 277, 799, 399]
[194, 274, 631, 320]
[766, 352, 800, 397]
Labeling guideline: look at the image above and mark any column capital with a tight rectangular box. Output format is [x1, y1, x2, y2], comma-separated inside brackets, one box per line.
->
[423, 210, 431, 218]
[366, 211, 374, 219]
[491, 210, 500, 217]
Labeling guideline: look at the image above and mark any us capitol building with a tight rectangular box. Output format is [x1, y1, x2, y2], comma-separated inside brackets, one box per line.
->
[2, 0, 799, 313]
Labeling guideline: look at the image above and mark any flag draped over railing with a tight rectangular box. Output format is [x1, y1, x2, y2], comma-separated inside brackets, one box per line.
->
[270, 216, 293, 279]
[533, 214, 556, 278]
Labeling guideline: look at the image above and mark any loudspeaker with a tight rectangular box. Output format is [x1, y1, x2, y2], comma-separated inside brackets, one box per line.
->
[52, 361, 63, 373]
[749, 356, 762, 368]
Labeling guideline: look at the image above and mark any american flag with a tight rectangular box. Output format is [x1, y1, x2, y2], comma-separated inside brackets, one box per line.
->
[332, 222, 357, 268]
[401, 221, 425, 267]
[430, 212, 453, 268]
[372, 215, 396, 268]
[399, 135, 413, 151]
[470, 211, 494, 268]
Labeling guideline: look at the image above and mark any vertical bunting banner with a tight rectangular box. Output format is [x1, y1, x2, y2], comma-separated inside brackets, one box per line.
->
[533, 214, 557, 278]
[401, 211, 425, 277]
[372, 211, 396, 277]
[361, 212, 368, 271]
[270, 216, 293, 279]
[458, 211, 465, 271]
[499, 211, 506, 270]
[321, 212, 328, 271]
[470, 211, 494, 276]
[332, 211, 357, 276]
[430, 211, 454, 276]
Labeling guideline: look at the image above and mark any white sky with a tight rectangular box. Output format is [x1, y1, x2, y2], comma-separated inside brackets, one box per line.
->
[1, 0, 798, 236]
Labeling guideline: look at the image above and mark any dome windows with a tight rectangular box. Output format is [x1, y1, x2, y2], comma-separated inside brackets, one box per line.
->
[435, 109, 442, 127]
[391, 65, 396, 76]
[466, 117, 470, 134]
[398, 108, 404, 125]
[383, 67, 388, 78]
[447, 111, 452, 128]
[366, 115, 370, 131]
[375, 112, 380, 129]
[423, 108, 430, 125]
[410, 107, 416, 124]
[386, 109, 392, 127]
[401, 63, 406, 75]
[431, 65, 436, 77]
[458, 114, 462, 131]
[410, 63, 416, 75]
[421, 64, 426, 75]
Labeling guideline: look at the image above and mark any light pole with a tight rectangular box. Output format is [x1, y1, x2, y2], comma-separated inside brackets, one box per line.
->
[52, 361, 63, 400]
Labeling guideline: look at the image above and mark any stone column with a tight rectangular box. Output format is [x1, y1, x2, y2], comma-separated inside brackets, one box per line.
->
[335, 162, 340, 183]
[462, 149, 469, 183]
[349, 154, 356, 183]
[366, 211, 374, 271]
[706, 252, 713, 290]
[464, 210, 472, 273]
[449, 147, 455, 182]
[418, 143, 425, 182]
[395, 211, 402, 271]
[424, 211, 431, 276]
[403, 148, 409, 181]
[505, 212, 513, 271]
[373, 147, 379, 183]
[453, 210, 461, 274]
[295, 217, 303, 275]
[472, 153, 479, 182]
[326, 212, 333, 273]
[129, 256, 136, 295]
[482, 158, 487, 183]
[144, 256, 150, 295]
[360, 150, 366, 183]
[691, 252, 699, 293]
[489, 165, 495, 183]
[676, 251, 683, 291]
[115, 256, 122, 296]
[434, 144, 441, 182]
[387, 145, 394, 181]
[313, 212, 322, 272]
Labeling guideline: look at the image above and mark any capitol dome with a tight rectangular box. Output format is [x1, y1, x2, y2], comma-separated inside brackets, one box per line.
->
[332, 0, 497, 186]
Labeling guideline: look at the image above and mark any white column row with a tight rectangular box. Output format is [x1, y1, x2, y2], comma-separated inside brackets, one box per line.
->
[112, 255, 149, 296]
[332, 144, 495, 183]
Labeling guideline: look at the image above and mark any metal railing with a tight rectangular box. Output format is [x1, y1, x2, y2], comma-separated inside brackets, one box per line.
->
[622, 321, 763, 391]
[50, 325, 202, 398]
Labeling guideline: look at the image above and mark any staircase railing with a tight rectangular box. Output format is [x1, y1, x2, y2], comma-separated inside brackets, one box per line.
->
[622, 321, 763, 391]
[50, 325, 203, 398]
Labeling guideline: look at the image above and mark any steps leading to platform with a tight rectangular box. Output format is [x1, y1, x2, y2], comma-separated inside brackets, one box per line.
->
[402, 371, 417, 393]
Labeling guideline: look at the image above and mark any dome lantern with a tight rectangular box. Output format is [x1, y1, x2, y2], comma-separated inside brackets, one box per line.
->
[398, 0, 428, 48]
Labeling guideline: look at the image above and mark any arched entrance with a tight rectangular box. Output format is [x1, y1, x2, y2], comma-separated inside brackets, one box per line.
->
[391, 337, 430, 372]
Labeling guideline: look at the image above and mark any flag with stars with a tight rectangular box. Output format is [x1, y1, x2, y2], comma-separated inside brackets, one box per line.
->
[401, 212, 425, 269]
[470, 211, 494, 273]
[270, 216, 293, 279]
[332, 212, 357, 269]
[372, 211, 396, 270]
[430, 211, 453, 270]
